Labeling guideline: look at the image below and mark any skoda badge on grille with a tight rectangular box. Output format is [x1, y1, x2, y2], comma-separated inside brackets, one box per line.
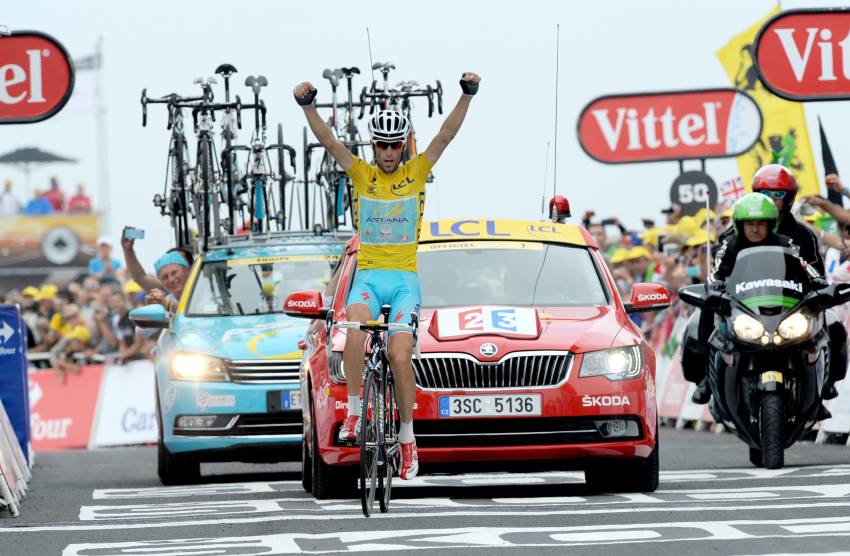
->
[480, 343, 498, 357]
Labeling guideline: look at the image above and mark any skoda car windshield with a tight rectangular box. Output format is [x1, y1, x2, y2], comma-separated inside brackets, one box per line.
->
[187, 255, 338, 316]
[417, 241, 608, 308]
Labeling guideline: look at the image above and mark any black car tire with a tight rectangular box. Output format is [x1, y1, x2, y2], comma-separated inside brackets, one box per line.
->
[585, 436, 660, 493]
[309, 396, 356, 499]
[157, 440, 200, 486]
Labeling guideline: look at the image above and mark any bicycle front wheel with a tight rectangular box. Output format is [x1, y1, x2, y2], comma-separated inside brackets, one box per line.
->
[379, 376, 398, 514]
[359, 370, 383, 517]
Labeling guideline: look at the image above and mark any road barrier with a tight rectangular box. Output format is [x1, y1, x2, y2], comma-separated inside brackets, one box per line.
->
[0, 399, 30, 517]
[27, 361, 156, 453]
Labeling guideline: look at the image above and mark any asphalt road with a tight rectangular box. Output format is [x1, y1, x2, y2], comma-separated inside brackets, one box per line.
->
[2, 427, 850, 556]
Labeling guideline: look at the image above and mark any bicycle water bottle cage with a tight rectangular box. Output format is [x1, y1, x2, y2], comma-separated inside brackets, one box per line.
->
[215, 63, 237, 77]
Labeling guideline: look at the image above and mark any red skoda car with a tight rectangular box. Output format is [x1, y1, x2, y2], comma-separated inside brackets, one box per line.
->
[288, 219, 670, 498]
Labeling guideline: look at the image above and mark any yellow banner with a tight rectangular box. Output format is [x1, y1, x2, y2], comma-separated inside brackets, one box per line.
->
[716, 7, 820, 197]
[418, 240, 544, 252]
[420, 219, 588, 247]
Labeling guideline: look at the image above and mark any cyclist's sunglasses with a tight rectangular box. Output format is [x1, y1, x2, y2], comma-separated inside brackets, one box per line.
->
[758, 190, 787, 200]
[373, 140, 404, 151]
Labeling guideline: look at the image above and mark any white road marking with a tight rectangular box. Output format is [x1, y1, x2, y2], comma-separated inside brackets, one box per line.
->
[688, 492, 779, 500]
[59, 517, 850, 555]
[79, 498, 319, 521]
[11, 501, 850, 534]
[92, 482, 281, 500]
[86, 465, 850, 501]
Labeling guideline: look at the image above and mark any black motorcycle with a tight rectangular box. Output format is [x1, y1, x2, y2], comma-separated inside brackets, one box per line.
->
[679, 246, 850, 469]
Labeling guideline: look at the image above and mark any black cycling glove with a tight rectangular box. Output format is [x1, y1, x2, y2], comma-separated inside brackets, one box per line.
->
[459, 76, 478, 96]
[295, 89, 317, 107]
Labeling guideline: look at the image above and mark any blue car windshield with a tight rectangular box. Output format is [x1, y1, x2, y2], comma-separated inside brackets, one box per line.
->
[186, 254, 339, 316]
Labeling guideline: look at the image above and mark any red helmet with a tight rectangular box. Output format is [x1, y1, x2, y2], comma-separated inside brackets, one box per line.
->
[751, 164, 797, 207]
[549, 195, 571, 222]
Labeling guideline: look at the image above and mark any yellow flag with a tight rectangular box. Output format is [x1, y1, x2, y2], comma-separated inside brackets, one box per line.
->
[716, 7, 820, 197]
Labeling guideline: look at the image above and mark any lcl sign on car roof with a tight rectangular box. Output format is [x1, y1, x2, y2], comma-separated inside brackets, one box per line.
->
[0, 31, 75, 124]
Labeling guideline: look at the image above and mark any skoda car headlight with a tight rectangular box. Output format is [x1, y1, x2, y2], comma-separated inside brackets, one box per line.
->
[732, 313, 765, 341]
[579, 345, 643, 381]
[170, 352, 228, 381]
[777, 312, 811, 340]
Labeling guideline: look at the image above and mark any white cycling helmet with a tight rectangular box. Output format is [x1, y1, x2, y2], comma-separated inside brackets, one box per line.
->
[367, 109, 410, 142]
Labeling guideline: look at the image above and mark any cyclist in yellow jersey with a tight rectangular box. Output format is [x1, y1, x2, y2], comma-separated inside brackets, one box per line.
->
[294, 72, 481, 479]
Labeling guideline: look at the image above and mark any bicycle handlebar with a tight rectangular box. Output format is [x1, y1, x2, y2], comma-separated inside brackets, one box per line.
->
[333, 320, 417, 333]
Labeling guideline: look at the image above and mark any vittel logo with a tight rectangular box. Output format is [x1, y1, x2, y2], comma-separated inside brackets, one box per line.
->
[591, 102, 720, 152]
[582, 395, 632, 407]
[772, 27, 850, 83]
[0, 49, 46, 105]
[578, 89, 762, 164]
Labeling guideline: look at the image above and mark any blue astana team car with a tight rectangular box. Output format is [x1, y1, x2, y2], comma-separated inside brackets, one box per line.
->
[131, 232, 348, 484]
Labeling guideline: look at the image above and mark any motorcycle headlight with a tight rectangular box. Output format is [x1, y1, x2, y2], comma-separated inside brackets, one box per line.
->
[170, 353, 228, 381]
[777, 312, 810, 340]
[732, 313, 764, 341]
[579, 345, 643, 381]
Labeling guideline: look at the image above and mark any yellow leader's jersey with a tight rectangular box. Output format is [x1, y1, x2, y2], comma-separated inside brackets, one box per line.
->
[347, 154, 432, 272]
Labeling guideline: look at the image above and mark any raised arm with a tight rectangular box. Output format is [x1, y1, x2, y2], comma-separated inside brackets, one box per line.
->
[425, 72, 481, 165]
[802, 195, 850, 226]
[293, 82, 354, 171]
[120, 229, 164, 292]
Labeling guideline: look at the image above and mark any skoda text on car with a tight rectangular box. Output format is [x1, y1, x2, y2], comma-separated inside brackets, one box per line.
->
[132, 232, 348, 485]
[289, 219, 670, 496]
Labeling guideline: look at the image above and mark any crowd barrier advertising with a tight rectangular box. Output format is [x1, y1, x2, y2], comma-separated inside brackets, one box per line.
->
[0, 305, 31, 462]
[0, 399, 30, 517]
[28, 365, 103, 452]
[91, 361, 157, 447]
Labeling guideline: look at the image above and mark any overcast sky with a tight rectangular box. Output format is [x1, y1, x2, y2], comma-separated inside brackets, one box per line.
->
[3, 0, 850, 268]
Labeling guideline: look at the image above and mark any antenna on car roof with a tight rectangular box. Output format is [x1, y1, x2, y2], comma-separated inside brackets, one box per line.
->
[366, 27, 376, 83]
[552, 24, 560, 199]
[541, 141, 550, 218]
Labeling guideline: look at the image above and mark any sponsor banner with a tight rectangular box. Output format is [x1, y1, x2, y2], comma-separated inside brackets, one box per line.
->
[430, 306, 541, 342]
[717, 7, 821, 198]
[0, 305, 30, 462]
[28, 365, 103, 452]
[0, 214, 99, 268]
[0, 31, 75, 124]
[420, 219, 588, 247]
[91, 361, 158, 447]
[755, 8, 850, 101]
[577, 88, 762, 164]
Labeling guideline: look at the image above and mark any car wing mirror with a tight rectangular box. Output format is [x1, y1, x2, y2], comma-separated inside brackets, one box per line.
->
[129, 303, 171, 329]
[625, 283, 671, 314]
[283, 290, 329, 320]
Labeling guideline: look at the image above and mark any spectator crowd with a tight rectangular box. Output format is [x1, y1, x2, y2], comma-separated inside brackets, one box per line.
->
[0, 176, 93, 217]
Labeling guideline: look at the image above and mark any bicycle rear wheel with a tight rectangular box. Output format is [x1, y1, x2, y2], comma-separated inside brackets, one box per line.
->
[379, 376, 398, 514]
[359, 370, 383, 517]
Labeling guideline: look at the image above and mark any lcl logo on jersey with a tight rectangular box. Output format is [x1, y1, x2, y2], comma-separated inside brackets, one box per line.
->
[577, 89, 762, 164]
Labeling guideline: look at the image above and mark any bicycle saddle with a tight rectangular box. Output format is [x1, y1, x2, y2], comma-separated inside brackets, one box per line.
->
[396, 80, 419, 89]
[322, 68, 342, 88]
[215, 63, 238, 77]
[194, 76, 218, 86]
[341, 66, 360, 76]
[245, 75, 269, 95]
[372, 62, 396, 71]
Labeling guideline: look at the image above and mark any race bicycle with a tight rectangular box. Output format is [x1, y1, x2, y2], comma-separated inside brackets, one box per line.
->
[332, 305, 418, 517]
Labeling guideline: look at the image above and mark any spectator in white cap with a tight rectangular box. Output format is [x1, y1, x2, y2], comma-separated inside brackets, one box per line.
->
[88, 236, 124, 283]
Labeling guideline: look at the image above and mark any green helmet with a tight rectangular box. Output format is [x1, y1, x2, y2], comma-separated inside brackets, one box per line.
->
[732, 192, 779, 234]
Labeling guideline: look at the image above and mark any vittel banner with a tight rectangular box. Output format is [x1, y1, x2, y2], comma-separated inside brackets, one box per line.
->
[0, 31, 75, 124]
[577, 89, 762, 164]
[755, 8, 850, 101]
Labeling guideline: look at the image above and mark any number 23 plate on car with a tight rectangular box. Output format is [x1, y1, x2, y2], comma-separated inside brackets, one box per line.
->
[439, 394, 541, 417]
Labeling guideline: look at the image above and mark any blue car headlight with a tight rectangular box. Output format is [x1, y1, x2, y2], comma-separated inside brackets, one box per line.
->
[579, 345, 643, 381]
[169, 352, 228, 381]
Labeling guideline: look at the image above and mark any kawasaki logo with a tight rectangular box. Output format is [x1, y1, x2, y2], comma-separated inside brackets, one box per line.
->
[735, 279, 803, 294]
[582, 395, 631, 407]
